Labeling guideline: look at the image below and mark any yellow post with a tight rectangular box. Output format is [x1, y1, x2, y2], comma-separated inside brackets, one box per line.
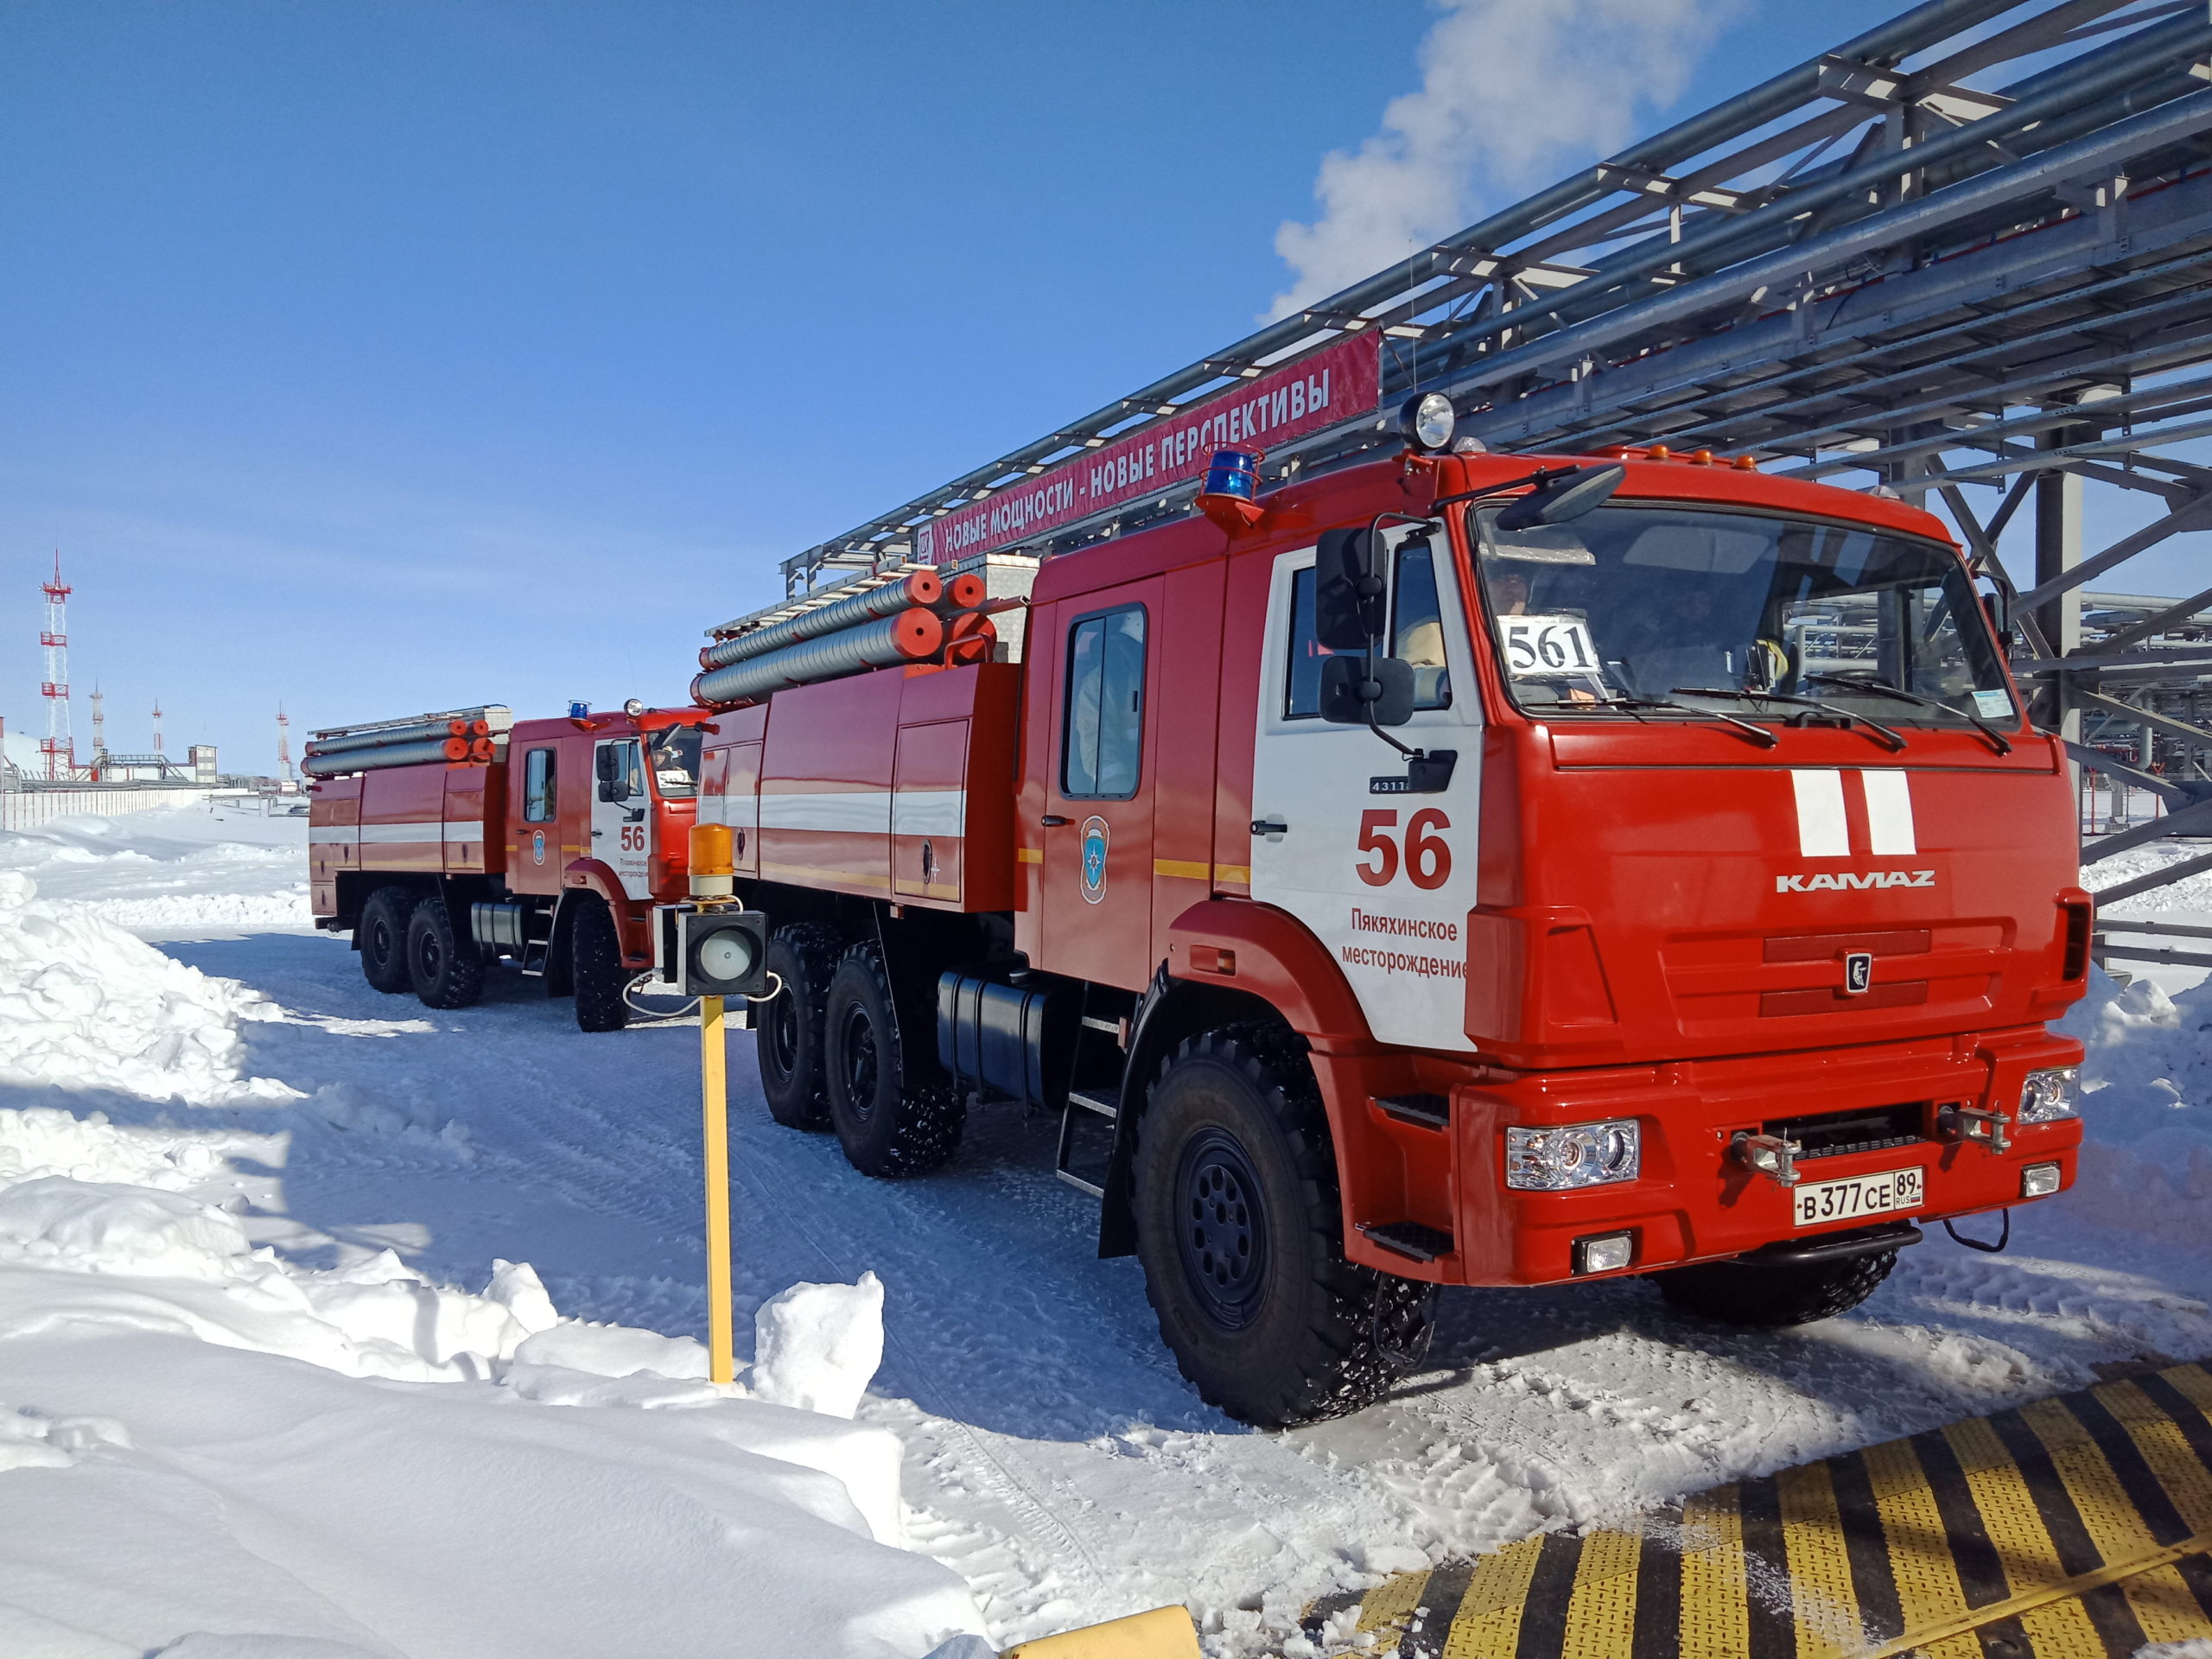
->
[700, 991, 734, 1385]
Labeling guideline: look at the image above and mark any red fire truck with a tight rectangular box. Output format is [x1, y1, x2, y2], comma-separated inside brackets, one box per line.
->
[307, 702, 710, 1029]
[696, 425, 2089, 1426]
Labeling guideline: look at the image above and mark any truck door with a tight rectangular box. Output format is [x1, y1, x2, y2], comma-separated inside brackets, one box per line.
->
[591, 737, 652, 899]
[1248, 531, 1482, 1052]
[1039, 583, 1160, 990]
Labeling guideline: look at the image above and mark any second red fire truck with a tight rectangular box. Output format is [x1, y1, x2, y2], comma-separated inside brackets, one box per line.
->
[312, 395, 2089, 1426]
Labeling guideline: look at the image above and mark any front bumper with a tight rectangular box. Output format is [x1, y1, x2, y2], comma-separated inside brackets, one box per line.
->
[1398, 1025, 2082, 1286]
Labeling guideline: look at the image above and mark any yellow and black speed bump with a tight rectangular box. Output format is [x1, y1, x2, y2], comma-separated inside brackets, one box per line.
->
[1305, 1361, 2212, 1658]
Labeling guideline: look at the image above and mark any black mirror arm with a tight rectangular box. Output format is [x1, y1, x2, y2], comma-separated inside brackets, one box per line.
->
[1366, 715, 1419, 760]
[1430, 465, 1577, 510]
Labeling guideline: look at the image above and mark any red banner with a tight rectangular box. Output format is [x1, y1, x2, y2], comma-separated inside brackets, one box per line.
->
[917, 332, 1382, 564]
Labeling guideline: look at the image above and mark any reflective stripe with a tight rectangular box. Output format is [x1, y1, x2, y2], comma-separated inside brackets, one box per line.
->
[308, 821, 484, 843]
[1861, 769, 1917, 855]
[891, 789, 966, 838]
[1791, 770, 1851, 858]
[757, 791, 892, 834]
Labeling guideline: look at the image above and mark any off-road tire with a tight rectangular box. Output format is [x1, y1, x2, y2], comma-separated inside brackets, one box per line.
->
[1655, 1248, 1897, 1328]
[759, 924, 843, 1131]
[359, 887, 416, 995]
[1133, 1021, 1428, 1427]
[823, 942, 963, 1177]
[570, 896, 632, 1033]
[404, 898, 484, 1009]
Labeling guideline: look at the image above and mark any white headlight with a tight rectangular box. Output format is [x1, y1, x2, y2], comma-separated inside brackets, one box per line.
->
[1401, 391, 1456, 452]
[2018, 1066, 2080, 1122]
[1505, 1120, 1641, 1190]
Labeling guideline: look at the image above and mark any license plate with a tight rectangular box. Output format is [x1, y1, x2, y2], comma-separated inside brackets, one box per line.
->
[1793, 1166, 1924, 1228]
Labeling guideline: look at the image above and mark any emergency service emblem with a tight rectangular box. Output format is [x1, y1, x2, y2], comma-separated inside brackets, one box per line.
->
[531, 830, 545, 866]
[1079, 816, 1109, 904]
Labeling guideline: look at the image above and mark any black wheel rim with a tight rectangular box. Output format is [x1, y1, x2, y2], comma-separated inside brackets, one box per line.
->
[839, 1004, 879, 1120]
[369, 919, 391, 963]
[766, 993, 800, 1084]
[418, 930, 442, 981]
[1174, 1127, 1269, 1331]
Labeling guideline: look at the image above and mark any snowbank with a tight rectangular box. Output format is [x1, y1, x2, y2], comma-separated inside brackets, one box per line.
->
[0, 1162, 987, 1656]
[2054, 967, 2212, 1252]
[0, 860, 989, 1659]
[0, 871, 296, 1106]
[0, 808, 313, 935]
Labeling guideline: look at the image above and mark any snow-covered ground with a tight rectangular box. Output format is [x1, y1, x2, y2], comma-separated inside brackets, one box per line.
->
[5, 804, 2212, 1658]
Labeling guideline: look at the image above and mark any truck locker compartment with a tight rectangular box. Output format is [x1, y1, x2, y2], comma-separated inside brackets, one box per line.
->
[709, 661, 1019, 913]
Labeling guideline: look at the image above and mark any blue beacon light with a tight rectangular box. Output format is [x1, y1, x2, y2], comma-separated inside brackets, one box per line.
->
[1202, 448, 1262, 502]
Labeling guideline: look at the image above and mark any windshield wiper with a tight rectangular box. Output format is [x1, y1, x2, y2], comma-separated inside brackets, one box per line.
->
[1522, 694, 1778, 748]
[1671, 686, 1908, 753]
[1801, 672, 2012, 755]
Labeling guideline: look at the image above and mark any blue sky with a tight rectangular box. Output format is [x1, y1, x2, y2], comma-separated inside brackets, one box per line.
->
[0, 0, 2101, 773]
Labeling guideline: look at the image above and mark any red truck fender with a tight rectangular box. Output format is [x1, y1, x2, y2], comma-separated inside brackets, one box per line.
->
[1163, 899, 1374, 1046]
[561, 857, 627, 908]
[1097, 900, 1384, 1258]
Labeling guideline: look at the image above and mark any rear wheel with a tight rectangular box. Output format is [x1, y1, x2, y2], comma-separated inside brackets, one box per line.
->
[1134, 1022, 1427, 1427]
[1654, 1249, 1897, 1327]
[823, 943, 963, 1177]
[405, 899, 484, 1009]
[570, 897, 632, 1033]
[358, 887, 416, 995]
[758, 924, 842, 1131]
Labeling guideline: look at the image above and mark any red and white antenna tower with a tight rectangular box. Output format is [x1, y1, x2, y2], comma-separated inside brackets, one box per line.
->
[89, 683, 106, 779]
[276, 702, 293, 781]
[151, 697, 165, 756]
[38, 553, 73, 781]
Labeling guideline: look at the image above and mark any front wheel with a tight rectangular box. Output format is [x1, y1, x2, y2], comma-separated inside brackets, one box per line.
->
[1133, 1022, 1427, 1427]
[1654, 1248, 1897, 1327]
[823, 943, 963, 1177]
[570, 897, 632, 1033]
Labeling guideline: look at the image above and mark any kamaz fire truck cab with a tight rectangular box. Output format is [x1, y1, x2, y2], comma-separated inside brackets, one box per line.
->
[703, 438, 2088, 1427]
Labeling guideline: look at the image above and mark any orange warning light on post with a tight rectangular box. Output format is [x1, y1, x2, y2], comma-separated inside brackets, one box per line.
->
[690, 823, 735, 899]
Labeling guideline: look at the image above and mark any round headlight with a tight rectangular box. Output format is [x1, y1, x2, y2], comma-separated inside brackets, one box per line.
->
[696, 930, 756, 984]
[1401, 391, 1456, 452]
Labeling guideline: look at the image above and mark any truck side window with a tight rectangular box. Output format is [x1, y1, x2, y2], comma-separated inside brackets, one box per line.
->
[1286, 542, 1449, 718]
[1391, 538, 1452, 710]
[523, 747, 556, 823]
[1061, 606, 1146, 798]
[1286, 567, 1332, 718]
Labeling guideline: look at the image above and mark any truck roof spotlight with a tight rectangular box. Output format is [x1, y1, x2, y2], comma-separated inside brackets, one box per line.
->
[1399, 391, 1456, 453]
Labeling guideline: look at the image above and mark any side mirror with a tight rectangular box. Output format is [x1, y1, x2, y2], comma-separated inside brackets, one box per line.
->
[1494, 462, 1626, 532]
[1982, 590, 2013, 646]
[1314, 527, 1387, 651]
[595, 745, 626, 802]
[1319, 654, 1416, 727]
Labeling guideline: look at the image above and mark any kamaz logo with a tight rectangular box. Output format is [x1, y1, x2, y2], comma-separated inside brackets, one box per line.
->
[1776, 870, 1936, 893]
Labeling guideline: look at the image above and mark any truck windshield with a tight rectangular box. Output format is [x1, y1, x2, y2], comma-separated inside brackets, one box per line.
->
[1469, 502, 2016, 734]
[650, 728, 702, 798]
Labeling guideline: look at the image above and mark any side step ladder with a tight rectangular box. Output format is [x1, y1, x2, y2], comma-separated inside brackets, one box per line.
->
[518, 909, 556, 977]
[1054, 1005, 1130, 1198]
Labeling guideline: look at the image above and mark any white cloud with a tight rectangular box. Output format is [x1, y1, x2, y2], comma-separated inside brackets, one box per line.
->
[1266, 0, 1732, 321]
